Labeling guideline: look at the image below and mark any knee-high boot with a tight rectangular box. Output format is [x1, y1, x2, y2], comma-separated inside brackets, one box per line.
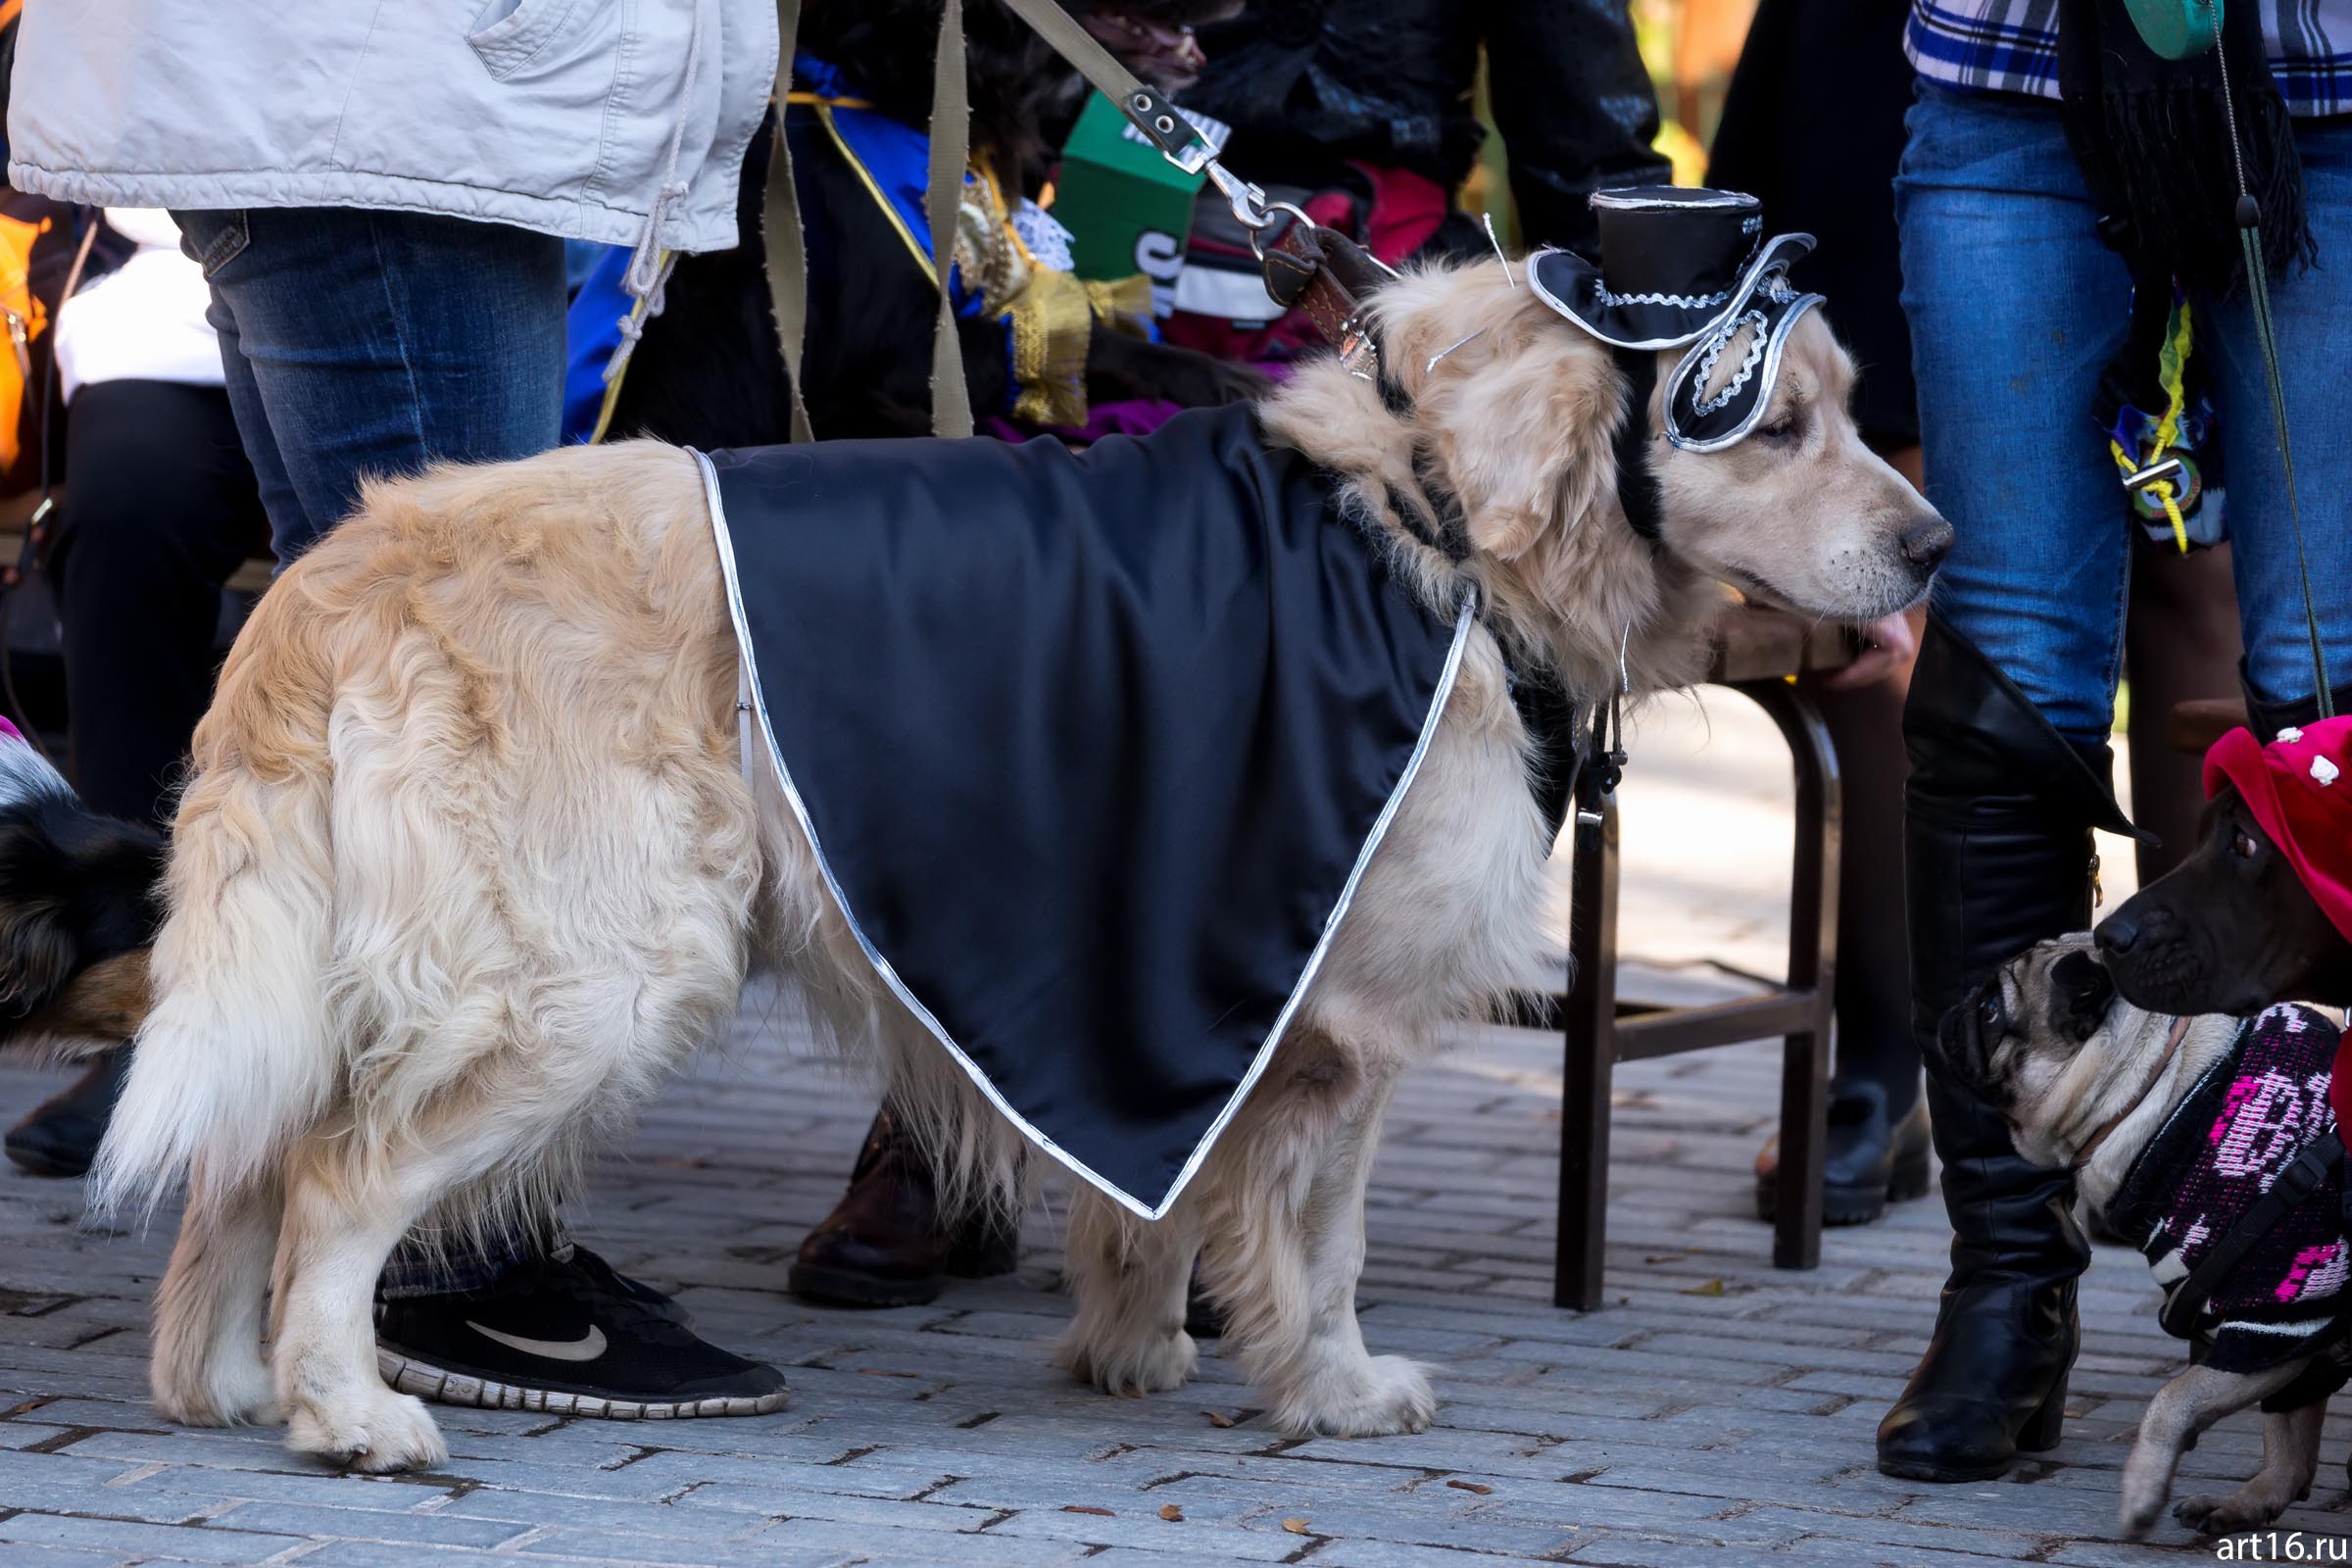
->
[1877, 613, 2145, 1482]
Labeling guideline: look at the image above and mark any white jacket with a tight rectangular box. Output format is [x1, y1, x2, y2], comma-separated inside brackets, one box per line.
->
[55, 210, 223, 399]
[5, 0, 776, 254]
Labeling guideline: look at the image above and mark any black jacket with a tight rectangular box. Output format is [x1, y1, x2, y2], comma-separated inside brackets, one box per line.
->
[1185, 0, 1668, 256]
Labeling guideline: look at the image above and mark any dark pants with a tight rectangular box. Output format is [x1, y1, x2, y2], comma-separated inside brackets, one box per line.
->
[50, 379, 268, 828]
[169, 207, 571, 1296]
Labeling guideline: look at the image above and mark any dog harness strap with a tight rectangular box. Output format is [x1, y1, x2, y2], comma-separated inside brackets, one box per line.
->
[2159, 1128, 2345, 1340]
[992, 0, 1213, 171]
[922, 0, 974, 439]
[1609, 346, 1664, 543]
[1507, 668, 1582, 838]
[761, 0, 817, 446]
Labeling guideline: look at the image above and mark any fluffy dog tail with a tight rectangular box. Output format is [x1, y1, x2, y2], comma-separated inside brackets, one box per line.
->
[88, 594, 340, 1219]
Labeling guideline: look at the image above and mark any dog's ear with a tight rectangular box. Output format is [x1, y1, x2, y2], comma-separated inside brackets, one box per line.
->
[0, 790, 167, 1035]
[2048, 950, 2118, 1044]
[1414, 309, 1623, 562]
[0, 885, 77, 1018]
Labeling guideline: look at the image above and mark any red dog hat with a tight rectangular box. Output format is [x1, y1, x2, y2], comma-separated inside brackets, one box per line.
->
[2204, 715, 2352, 948]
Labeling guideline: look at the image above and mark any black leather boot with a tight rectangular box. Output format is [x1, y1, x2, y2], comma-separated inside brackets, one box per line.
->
[1877, 614, 2146, 1483]
[789, 1106, 1019, 1307]
[5, 1049, 130, 1177]
[1753, 1078, 1932, 1226]
[2241, 663, 2352, 744]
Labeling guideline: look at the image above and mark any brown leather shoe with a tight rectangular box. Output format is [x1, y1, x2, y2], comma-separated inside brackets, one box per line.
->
[788, 1107, 1019, 1307]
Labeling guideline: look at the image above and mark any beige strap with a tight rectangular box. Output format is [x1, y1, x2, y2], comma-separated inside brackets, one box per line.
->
[761, 0, 815, 444]
[923, 0, 973, 437]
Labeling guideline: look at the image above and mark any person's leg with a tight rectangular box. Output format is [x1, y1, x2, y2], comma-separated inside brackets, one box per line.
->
[169, 207, 566, 563]
[1755, 646, 1932, 1227]
[1881, 83, 2142, 1483]
[2123, 542, 2243, 883]
[5, 380, 269, 1180]
[1823, 643, 1920, 1110]
[168, 206, 779, 1415]
[2204, 118, 2352, 729]
[789, 1103, 1021, 1307]
[52, 380, 268, 826]
[1822, 450, 1929, 1146]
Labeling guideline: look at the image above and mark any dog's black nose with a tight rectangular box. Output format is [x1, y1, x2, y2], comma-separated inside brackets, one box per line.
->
[1900, 514, 1955, 570]
[2096, 907, 2146, 955]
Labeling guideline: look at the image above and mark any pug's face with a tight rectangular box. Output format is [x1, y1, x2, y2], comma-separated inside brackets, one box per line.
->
[1928, 936, 2129, 1168]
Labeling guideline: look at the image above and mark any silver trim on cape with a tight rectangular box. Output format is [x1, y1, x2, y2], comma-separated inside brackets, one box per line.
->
[692, 449, 1479, 1221]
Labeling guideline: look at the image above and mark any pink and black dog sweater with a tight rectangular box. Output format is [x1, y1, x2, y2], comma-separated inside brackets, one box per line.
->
[2105, 1003, 2352, 1388]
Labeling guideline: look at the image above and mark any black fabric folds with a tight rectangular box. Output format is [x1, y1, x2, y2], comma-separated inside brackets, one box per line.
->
[704, 406, 1466, 1214]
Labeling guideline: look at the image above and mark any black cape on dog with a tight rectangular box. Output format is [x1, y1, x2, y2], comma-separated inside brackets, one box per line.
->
[696, 407, 1473, 1217]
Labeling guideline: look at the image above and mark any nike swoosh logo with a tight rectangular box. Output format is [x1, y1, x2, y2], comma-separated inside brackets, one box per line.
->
[464, 1320, 610, 1363]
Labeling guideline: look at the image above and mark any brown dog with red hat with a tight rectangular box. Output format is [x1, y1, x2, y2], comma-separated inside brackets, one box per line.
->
[2097, 717, 2352, 1025]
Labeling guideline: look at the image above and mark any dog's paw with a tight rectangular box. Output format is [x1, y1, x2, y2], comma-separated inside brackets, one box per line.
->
[1059, 1325, 1199, 1396]
[1270, 1354, 1437, 1439]
[285, 1386, 447, 1474]
[2117, 1490, 2170, 1542]
[2176, 1491, 2295, 1537]
[154, 1347, 281, 1428]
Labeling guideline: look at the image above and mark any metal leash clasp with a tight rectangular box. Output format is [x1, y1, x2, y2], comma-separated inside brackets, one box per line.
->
[1204, 160, 1272, 232]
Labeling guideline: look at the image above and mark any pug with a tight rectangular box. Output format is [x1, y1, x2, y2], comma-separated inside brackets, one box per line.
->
[1928, 935, 2352, 1540]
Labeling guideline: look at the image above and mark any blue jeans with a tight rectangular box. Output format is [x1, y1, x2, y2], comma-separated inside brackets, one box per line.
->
[172, 208, 568, 1297]
[171, 208, 567, 565]
[1895, 84, 2352, 743]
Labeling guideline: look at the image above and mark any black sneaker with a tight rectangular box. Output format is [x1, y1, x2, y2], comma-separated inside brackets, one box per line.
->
[374, 1246, 786, 1419]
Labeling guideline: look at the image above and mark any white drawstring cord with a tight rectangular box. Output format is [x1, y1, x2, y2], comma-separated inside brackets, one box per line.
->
[605, 0, 709, 388]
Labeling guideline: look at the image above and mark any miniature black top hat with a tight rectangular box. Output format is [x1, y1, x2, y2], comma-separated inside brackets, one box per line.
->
[1528, 185, 1824, 453]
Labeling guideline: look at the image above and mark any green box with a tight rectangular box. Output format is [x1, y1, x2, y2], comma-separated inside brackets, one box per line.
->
[1054, 92, 1226, 316]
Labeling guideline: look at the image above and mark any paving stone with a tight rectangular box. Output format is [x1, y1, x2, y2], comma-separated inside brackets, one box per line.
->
[0, 1509, 307, 1564]
[1, 690, 2330, 1564]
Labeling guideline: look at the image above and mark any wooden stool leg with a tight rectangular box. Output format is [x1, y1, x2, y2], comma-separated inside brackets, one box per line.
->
[1738, 679, 1840, 1271]
[1556, 789, 1620, 1310]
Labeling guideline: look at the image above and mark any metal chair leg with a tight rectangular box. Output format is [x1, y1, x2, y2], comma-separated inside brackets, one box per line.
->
[1555, 788, 1619, 1310]
[1734, 678, 1841, 1271]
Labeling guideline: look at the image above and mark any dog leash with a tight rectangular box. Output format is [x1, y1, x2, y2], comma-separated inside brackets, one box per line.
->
[2210, 10, 2332, 717]
[987, 0, 1632, 832]
[993, 0, 1396, 387]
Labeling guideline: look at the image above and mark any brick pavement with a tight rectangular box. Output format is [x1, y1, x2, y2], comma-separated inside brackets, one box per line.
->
[9, 982, 2351, 1567]
[2, 693, 2345, 1565]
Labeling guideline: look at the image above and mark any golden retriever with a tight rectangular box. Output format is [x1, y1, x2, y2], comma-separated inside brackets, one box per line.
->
[39, 259, 1946, 1471]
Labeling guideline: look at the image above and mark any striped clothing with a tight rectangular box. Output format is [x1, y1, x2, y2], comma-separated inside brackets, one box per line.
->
[1905, 0, 2352, 117]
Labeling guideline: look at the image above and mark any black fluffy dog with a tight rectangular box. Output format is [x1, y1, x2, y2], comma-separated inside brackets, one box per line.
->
[610, 0, 1258, 446]
[0, 736, 165, 1056]
[2098, 780, 2352, 1014]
